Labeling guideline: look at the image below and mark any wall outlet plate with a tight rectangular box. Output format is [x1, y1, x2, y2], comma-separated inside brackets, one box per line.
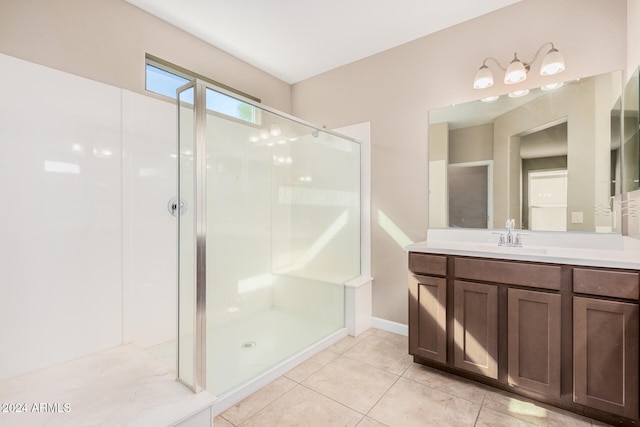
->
[571, 211, 584, 224]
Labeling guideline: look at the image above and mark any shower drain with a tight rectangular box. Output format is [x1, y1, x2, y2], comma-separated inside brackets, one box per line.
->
[241, 341, 257, 349]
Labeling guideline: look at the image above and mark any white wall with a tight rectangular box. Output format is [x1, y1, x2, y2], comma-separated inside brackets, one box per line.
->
[0, 53, 182, 380]
[0, 54, 124, 379]
[122, 91, 177, 348]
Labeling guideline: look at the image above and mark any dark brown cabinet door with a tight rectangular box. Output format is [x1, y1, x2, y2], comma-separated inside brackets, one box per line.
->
[453, 280, 498, 379]
[409, 274, 447, 363]
[507, 288, 561, 397]
[573, 297, 639, 419]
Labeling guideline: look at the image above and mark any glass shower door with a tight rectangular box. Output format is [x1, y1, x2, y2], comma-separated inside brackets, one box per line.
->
[204, 87, 360, 396]
[176, 80, 361, 398]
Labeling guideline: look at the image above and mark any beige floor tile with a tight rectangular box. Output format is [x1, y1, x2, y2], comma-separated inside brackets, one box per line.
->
[482, 389, 592, 426]
[356, 416, 391, 427]
[368, 377, 481, 427]
[214, 415, 235, 427]
[402, 363, 487, 404]
[370, 329, 408, 342]
[475, 406, 534, 426]
[329, 329, 375, 354]
[343, 333, 412, 376]
[302, 356, 399, 413]
[284, 348, 340, 383]
[221, 376, 296, 425]
[240, 385, 363, 427]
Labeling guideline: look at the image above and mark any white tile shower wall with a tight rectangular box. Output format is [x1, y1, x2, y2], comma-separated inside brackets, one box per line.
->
[272, 275, 344, 326]
[204, 112, 274, 327]
[121, 90, 177, 349]
[0, 54, 123, 380]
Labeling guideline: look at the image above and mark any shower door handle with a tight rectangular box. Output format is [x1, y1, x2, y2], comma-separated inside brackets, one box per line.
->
[168, 197, 187, 217]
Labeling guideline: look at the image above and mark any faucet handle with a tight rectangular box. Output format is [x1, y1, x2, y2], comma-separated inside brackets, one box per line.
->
[506, 218, 515, 231]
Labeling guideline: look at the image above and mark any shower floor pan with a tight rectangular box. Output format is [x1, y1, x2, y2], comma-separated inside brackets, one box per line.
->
[149, 308, 346, 409]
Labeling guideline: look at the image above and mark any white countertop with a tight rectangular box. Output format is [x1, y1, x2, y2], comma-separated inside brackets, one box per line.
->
[406, 229, 640, 270]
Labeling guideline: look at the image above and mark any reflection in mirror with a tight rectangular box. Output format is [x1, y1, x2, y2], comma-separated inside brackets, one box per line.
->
[623, 66, 640, 238]
[429, 71, 623, 233]
[623, 67, 639, 194]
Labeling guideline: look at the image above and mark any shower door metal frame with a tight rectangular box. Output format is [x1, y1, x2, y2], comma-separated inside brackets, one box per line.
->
[176, 79, 207, 393]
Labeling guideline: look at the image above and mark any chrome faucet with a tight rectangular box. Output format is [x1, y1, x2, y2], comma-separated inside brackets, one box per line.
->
[498, 219, 522, 247]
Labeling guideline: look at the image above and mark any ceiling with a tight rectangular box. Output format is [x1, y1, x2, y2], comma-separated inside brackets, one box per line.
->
[126, 0, 521, 84]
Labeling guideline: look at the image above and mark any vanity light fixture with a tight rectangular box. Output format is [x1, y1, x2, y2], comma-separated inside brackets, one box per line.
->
[473, 42, 565, 89]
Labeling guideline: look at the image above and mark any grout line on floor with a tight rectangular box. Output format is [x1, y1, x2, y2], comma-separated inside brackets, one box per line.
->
[399, 371, 488, 409]
[362, 371, 403, 423]
[297, 381, 370, 419]
[473, 388, 488, 426]
[219, 377, 299, 427]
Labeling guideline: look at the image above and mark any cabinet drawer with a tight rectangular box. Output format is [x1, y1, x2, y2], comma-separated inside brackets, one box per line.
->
[573, 268, 639, 300]
[409, 253, 447, 276]
[454, 257, 561, 290]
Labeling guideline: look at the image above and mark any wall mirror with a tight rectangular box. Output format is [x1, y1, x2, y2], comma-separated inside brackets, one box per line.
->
[623, 67, 639, 195]
[428, 70, 623, 233]
[623, 66, 640, 238]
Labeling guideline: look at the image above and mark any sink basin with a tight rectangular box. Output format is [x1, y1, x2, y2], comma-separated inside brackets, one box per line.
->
[475, 243, 548, 255]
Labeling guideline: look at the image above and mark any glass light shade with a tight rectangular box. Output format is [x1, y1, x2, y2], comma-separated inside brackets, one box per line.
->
[541, 82, 564, 91]
[540, 49, 565, 76]
[473, 65, 494, 89]
[504, 59, 527, 84]
[481, 95, 500, 102]
[508, 89, 529, 98]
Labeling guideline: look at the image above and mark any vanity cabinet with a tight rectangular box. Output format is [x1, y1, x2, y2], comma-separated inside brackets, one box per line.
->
[453, 256, 561, 385]
[572, 268, 640, 419]
[408, 254, 447, 363]
[408, 252, 640, 426]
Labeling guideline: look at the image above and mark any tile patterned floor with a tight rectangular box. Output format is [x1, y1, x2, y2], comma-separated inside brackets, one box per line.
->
[214, 329, 610, 427]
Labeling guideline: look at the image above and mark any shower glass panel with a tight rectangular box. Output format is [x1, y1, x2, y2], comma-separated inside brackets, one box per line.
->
[177, 83, 197, 390]
[177, 80, 360, 398]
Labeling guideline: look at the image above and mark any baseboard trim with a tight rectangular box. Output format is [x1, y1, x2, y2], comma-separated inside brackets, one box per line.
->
[371, 317, 408, 336]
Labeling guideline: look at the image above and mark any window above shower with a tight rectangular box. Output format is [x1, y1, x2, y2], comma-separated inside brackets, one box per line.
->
[145, 54, 260, 124]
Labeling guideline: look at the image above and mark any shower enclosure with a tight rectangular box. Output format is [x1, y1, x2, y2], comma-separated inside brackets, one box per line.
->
[175, 80, 361, 398]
